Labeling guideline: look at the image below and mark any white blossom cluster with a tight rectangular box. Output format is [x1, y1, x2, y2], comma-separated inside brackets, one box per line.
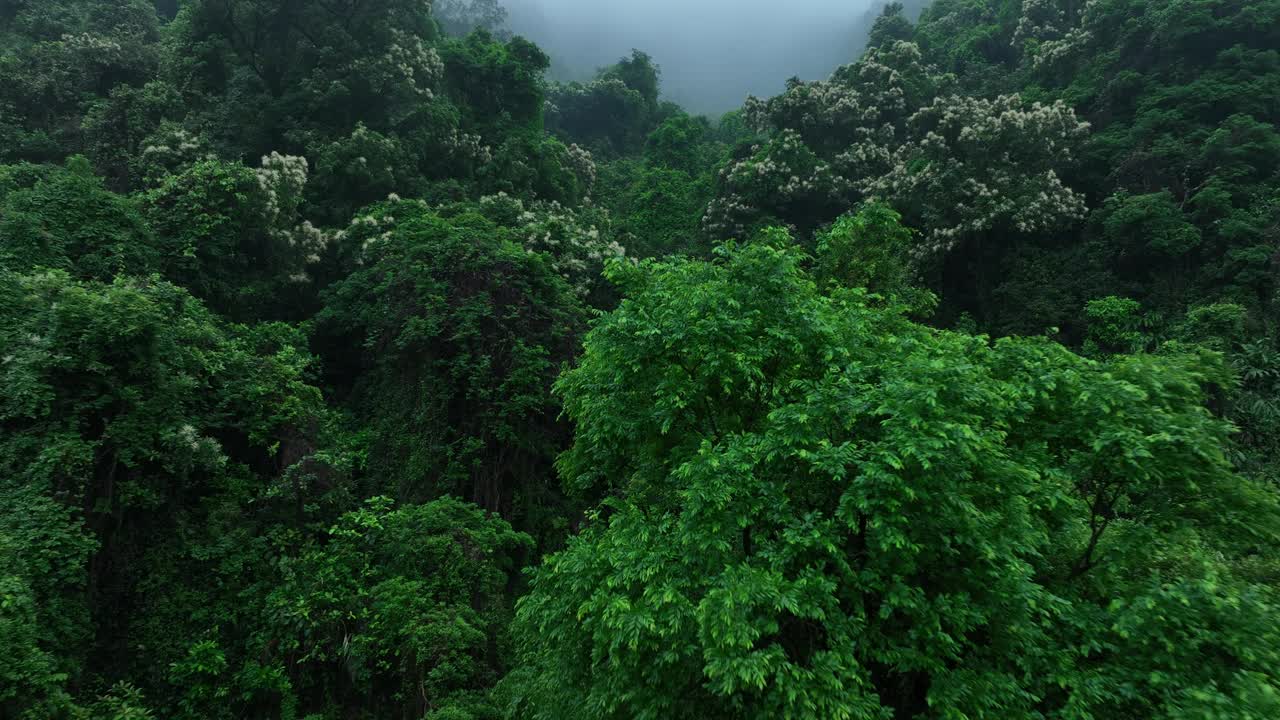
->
[255, 152, 309, 226]
[842, 40, 924, 119]
[59, 32, 124, 57]
[358, 28, 443, 99]
[910, 94, 1090, 163]
[349, 121, 396, 153]
[831, 123, 898, 186]
[142, 129, 201, 158]
[701, 195, 758, 240]
[443, 128, 493, 165]
[703, 130, 851, 237]
[705, 40, 1089, 252]
[744, 80, 877, 142]
[479, 193, 627, 296]
[565, 143, 597, 193]
[337, 122, 401, 182]
[343, 206, 405, 265]
[174, 423, 226, 467]
[1014, 0, 1068, 44]
[706, 42, 948, 237]
[340, 192, 627, 294]
[1015, 0, 1101, 69]
[255, 153, 333, 281]
[551, 78, 636, 107]
[49, 32, 132, 89]
[138, 125, 211, 183]
[862, 94, 1090, 253]
[1033, 27, 1093, 69]
[743, 41, 927, 142]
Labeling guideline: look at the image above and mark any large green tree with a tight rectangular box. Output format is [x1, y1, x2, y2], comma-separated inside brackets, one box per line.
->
[906, 0, 1280, 332]
[507, 236, 1280, 719]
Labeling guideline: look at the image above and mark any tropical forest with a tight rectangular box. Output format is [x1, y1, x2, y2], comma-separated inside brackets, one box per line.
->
[1, 0, 1279, 717]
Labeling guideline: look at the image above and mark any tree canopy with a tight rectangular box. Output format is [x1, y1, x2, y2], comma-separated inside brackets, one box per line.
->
[2, 0, 1279, 717]
[508, 234, 1280, 720]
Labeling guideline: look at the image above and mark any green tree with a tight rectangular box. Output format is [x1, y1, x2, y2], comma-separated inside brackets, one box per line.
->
[139, 153, 327, 321]
[254, 496, 531, 720]
[508, 237, 1280, 719]
[0, 0, 161, 166]
[316, 201, 584, 527]
[814, 202, 922, 306]
[0, 269, 325, 716]
[435, 0, 510, 38]
[546, 50, 669, 157]
[644, 114, 714, 174]
[0, 156, 157, 279]
[1082, 295, 1153, 356]
[595, 159, 711, 259]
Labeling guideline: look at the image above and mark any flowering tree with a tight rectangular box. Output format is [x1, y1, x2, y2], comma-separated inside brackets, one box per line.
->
[142, 152, 330, 320]
[862, 93, 1089, 253]
[707, 41, 1089, 256]
[467, 192, 627, 299]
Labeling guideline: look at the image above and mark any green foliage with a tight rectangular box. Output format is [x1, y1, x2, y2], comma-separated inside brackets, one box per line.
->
[256, 496, 531, 720]
[168, 0, 579, 215]
[72, 683, 156, 720]
[479, 132, 593, 207]
[547, 51, 668, 157]
[0, 0, 161, 166]
[867, 2, 918, 50]
[3, 1, 1280, 717]
[455, 192, 626, 301]
[1232, 338, 1280, 485]
[0, 157, 157, 279]
[317, 201, 584, 526]
[594, 159, 710, 259]
[509, 237, 1280, 719]
[644, 114, 715, 174]
[1083, 295, 1152, 356]
[599, 50, 661, 111]
[140, 155, 323, 321]
[911, 0, 1280, 328]
[0, 485, 94, 719]
[0, 269, 325, 716]
[171, 0, 438, 153]
[440, 32, 549, 137]
[814, 202, 920, 303]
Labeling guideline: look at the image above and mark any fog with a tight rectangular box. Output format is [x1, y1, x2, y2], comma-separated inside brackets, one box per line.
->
[505, 0, 881, 115]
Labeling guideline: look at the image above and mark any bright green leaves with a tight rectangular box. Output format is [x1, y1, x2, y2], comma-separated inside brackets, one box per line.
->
[1083, 296, 1153, 356]
[0, 485, 95, 719]
[814, 202, 937, 317]
[510, 236, 1280, 719]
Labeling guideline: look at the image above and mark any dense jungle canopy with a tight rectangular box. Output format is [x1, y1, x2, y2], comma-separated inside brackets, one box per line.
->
[2, 0, 1279, 718]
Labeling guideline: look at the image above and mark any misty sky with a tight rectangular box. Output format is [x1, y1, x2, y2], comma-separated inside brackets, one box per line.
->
[505, 0, 880, 115]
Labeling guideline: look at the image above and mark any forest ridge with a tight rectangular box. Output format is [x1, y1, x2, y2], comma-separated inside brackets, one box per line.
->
[2, 0, 1279, 718]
